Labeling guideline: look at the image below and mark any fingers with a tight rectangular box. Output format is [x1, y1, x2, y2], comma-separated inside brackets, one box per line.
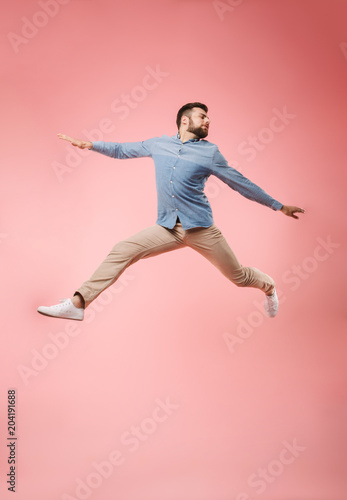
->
[57, 133, 74, 142]
[57, 133, 85, 149]
[282, 205, 305, 219]
[291, 207, 305, 219]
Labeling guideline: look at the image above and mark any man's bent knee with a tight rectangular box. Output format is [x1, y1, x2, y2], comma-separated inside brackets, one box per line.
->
[229, 267, 250, 287]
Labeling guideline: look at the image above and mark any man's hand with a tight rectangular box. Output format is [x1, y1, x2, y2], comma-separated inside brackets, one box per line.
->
[57, 133, 93, 149]
[280, 205, 305, 219]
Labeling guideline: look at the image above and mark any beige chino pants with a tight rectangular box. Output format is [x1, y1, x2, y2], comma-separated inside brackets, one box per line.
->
[75, 222, 275, 308]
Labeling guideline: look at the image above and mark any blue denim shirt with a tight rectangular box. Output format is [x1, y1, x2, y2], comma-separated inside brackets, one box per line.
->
[91, 132, 283, 230]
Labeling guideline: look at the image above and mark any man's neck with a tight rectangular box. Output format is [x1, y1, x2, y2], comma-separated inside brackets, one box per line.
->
[178, 129, 199, 143]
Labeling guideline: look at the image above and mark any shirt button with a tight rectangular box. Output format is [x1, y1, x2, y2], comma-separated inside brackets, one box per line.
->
[173, 166, 176, 169]
[176, 209, 178, 211]
[172, 195, 175, 198]
[170, 181, 173, 183]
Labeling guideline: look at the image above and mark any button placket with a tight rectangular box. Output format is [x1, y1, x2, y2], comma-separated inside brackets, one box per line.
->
[169, 144, 181, 212]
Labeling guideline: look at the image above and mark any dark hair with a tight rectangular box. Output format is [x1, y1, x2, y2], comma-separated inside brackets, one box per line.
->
[176, 102, 208, 129]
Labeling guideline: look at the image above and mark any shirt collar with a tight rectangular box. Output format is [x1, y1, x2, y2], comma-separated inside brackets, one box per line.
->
[176, 131, 200, 143]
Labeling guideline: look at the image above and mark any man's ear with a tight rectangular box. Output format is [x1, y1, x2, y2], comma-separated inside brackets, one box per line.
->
[181, 115, 189, 126]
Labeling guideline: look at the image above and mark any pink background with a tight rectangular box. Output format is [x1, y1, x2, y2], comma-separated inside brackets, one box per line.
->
[1, 0, 346, 499]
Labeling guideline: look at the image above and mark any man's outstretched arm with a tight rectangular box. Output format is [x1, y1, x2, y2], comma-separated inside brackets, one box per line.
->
[57, 133, 158, 159]
[211, 147, 305, 219]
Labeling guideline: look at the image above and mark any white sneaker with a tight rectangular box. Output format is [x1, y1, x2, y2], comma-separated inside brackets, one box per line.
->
[264, 289, 279, 318]
[37, 298, 84, 321]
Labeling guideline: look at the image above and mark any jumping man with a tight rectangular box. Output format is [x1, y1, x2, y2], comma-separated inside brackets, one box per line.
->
[37, 102, 305, 321]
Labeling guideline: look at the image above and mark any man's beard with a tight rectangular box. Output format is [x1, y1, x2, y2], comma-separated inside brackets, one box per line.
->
[187, 118, 208, 139]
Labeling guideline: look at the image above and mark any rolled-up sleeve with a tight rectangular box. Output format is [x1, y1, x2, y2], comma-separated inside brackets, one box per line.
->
[210, 147, 283, 211]
[91, 137, 159, 159]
